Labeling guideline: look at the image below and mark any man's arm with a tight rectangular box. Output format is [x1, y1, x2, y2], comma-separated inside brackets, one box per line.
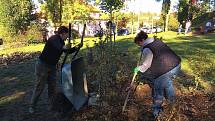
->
[62, 43, 83, 54]
[138, 48, 153, 73]
[62, 46, 78, 54]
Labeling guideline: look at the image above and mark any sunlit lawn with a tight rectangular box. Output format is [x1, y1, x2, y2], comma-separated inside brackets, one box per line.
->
[1, 31, 214, 87]
[0, 31, 215, 108]
[113, 32, 215, 88]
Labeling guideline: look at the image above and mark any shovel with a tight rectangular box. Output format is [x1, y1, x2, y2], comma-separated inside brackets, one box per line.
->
[122, 72, 138, 112]
[122, 50, 143, 113]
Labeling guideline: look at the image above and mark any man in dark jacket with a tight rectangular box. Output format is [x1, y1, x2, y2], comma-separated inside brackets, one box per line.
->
[29, 26, 81, 113]
[131, 31, 181, 119]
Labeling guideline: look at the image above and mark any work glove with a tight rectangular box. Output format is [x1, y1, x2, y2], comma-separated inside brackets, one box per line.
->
[63, 46, 77, 54]
[76, 43, 83, 48]
[65, 43, 71, 49]
[133, 67, 140, 73]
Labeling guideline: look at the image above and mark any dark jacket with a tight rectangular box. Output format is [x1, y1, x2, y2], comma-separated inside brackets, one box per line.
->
[143, 39, 181, 78]
[39, 35, 77, 66]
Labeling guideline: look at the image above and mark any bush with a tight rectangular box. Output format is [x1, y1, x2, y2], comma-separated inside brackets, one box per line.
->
[192, 11, 215, 27]
[26, 23, 43, 44]
[0, 26, 14, 43]
[71, 29, 80, 39]
[0, 22, 44, 48]
[168, 14, 180, 31]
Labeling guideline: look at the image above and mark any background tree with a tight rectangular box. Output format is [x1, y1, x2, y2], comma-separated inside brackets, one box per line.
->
[62, 1, 92, 24]
[177, 0, 189, 25]
[189, 0, 215, 27]
[40, 0, 92, 26]
[168, 13, 180, 31]
[99, 0, 124, 44]
[0, 0, 34, 40]
[191, 0, 212, 18]
[42, 0, 61, 28]
[99, 0, 124, 20]
[155, 0, 171, 31]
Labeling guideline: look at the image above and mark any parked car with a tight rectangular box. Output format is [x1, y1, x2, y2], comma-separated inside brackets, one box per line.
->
[140, 26, 162, 34]
[117, 28, 129, 36]
[141, 27, 150, 33]
[154, 26, 162, 33]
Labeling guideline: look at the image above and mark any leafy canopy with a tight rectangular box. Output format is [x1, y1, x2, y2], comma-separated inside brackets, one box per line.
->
[0, 0, 34, 36]
[99, 0, 124, 13]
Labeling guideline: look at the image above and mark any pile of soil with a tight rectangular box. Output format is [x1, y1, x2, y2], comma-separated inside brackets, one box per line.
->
[0, 51, 214, 121]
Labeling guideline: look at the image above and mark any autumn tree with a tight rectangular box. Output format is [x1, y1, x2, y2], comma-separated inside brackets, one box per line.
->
[177, 0, 214, 27]
[0, 0, 34, 38]
[155, 0, 171, 31]
[99, 0, 124, 20]
[99, 0, 124, 44]
[62, 1, 93, 24]
[177, 0, 189, 24]
[40, 0, 93, 27]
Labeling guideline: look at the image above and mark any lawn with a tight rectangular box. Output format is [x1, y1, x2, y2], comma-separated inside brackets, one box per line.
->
[0, 31, 215, 121]
[114, 32, 215, 87]
[1, 31, 214, 91]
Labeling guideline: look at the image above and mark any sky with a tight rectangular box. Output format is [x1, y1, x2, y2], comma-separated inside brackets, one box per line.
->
[33, 0, 39, 6]
[32, 0, 179, 13]
[126, 0, 179, 13]
[128, 0, 162, 13]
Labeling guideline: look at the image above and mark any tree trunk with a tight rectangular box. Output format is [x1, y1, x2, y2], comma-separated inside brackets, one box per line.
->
[137, 11, 140, 32]
[165, 13, 169, 31]
[59, 0, 62, 25]
[131, 12, 134, 34]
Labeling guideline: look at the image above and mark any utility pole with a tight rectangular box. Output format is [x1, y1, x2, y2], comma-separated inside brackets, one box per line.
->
[137, 0, 140, 33]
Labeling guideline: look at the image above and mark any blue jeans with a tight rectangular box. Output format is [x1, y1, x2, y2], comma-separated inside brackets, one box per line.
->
[141, 64, 181, 117]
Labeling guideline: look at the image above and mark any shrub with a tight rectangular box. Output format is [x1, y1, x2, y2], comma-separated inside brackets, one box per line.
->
[26, 23, 43, 44]
[71, 29, 80, 39]
[168, 14, 180, 31]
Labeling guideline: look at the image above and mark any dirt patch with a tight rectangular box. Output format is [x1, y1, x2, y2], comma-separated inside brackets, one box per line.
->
[0, 52, 215, 121]
[1, 81, 214, 121]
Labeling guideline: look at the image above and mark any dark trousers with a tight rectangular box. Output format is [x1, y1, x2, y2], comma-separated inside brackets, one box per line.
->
[30, 60, 57, 108]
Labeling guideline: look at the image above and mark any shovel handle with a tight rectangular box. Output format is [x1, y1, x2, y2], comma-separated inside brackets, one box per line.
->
[122, 72, 137, 112]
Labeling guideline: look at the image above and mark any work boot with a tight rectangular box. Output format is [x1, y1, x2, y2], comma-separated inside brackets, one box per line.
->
[28, 106, 35, 114]
[155, 111, 164, 121]
[53, 111, 64, 119]
[48, 105, 56, 111]
[153, 107, 163, 121]
[167, 102, 177, 115]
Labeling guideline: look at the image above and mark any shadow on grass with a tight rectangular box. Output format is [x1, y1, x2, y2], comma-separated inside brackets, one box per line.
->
[167, 35, 215, 83]
[0, 34, 214, 121]
[0, 59, 48, 121]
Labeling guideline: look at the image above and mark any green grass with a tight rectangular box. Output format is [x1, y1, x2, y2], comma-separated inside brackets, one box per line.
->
[113, 32, 215, 89]
[1, 31, 214, 91]
[0, 31, 214, 121]
[0, 44, 44, 55]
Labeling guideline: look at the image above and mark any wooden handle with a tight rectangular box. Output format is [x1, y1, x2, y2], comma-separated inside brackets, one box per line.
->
[122, 72, 137, 112]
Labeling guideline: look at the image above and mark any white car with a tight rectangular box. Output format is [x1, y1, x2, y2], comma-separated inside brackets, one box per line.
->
[140, 27, 151, 33]
[140, 26, 162, 34]
[155, 26, 162, 33]
[152, 26, 162, 33]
